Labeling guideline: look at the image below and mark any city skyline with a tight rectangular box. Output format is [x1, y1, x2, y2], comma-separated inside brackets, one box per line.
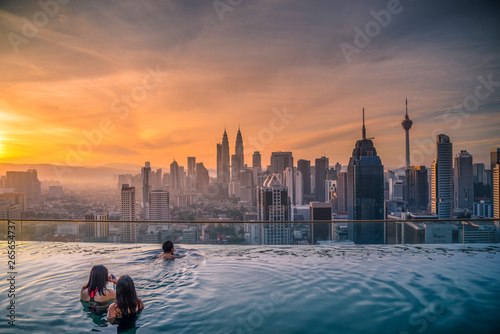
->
[0, 1, 499, 170]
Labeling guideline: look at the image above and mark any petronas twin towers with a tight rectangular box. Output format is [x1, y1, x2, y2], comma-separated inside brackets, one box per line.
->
[217, 127, 244, 189]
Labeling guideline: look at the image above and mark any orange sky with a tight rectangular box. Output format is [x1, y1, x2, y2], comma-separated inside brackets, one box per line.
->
[0, 1, 499, 171]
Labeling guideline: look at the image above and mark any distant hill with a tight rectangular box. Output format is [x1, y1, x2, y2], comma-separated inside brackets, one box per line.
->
[0, 163, 139, 186]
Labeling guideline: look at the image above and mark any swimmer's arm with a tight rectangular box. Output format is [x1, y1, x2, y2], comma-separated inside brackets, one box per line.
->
[107, 303, 118, 323]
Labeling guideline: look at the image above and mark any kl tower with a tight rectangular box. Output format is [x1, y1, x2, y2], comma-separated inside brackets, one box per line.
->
[401, 98, 413, 168]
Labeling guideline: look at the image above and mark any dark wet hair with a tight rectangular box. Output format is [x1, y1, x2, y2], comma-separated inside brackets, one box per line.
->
[116, 275, 141, 317]
[83, 265, 109, 296]
[162, 240, 174, 253]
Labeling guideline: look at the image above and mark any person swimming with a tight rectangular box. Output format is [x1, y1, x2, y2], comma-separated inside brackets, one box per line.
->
[81, 265, 117, 308]
[107, 275, 144, 326]
[158, 240, 176, 260]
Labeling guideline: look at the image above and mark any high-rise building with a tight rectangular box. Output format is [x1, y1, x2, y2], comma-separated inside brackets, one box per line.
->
[297, 159, 311, 197]
[231, 127, 245, 181]
[473, 163, 485, 184]
[257, 173, 291, 245]
[85, 213, 109, 240]
[315, 156, 329, 202]
[270, 152, 293, 174]
[0, 201, 20, 223]
[454, 150, 474, 210]
[389, 178, 404, 200]
[222, 129, 230, 186]
[0, 193, 24, 221]
[170, 160, 179, 191]
[491, 148, 500, 199]
[336, 171, 348, 213]
[196, 162, 210, 192]
[5, 169, 41, 203]
[347, 109, 384, 244]
[216, 143, 223, 182]
[121, 184, 136, 243]
[473, 200, 493, 218]
[335, 162, 342, 174]
[431, 134, 453, 219]
[310, 202, 333, 244]
[284, 167, 302, 205]
[493, 163, 499, 219]
[253, 151, 261, 169]
[325, 179, 337, 203]
[187, 157, 196, 175]
[149, 190, 170, 221]
[405, 166, 428, 212]
[490, 148, 500, 170]
[401, 98, 413, 168]
[141, 162, 152, 220]
[240, 169, 255, 204]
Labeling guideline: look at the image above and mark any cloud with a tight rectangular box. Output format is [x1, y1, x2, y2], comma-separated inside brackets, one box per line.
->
[0, 0, 499, 169]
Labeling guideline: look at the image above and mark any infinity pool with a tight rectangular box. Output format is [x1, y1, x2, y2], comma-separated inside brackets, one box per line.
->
[1, 242, 500, 333]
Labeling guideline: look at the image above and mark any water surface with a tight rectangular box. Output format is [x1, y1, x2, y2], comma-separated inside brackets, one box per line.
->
[1, 242, 499, 333]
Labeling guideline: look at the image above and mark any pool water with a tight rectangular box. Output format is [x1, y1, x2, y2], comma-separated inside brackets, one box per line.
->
[1, 242, 500, 333]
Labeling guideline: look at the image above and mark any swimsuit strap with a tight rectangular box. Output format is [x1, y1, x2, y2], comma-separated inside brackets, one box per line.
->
[88, 287, 98, 302]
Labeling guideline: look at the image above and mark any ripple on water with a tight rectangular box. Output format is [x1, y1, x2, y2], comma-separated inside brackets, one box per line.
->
[1, 242, 500, 333]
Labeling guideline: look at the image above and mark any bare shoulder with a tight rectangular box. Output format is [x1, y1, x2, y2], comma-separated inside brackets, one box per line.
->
[138, 298, 144, 310]
[80, 288, 89, 300]
[107, 289, 116, 299]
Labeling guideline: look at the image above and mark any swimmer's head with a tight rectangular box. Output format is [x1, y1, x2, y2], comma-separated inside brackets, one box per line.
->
[162, 240, 174, 253]
[85, 265, 109, 295]
[116, 275, 139, 316]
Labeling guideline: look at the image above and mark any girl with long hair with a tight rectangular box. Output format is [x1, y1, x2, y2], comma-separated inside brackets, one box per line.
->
[80, 265, 117, 305]
[107, 275, 144, 325]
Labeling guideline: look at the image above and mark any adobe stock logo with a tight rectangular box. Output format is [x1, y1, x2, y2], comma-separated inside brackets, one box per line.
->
[339, 0, 406, 64]
[7, 0, 71, 54]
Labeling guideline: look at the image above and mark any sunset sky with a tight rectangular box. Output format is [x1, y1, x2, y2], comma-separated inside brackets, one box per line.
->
[0, 0, 499, 171]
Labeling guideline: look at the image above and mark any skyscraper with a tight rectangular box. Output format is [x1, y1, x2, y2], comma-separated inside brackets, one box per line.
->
[284, 167, 302, 205]
[85, 213, 109, 240]
[196, 162, 210, 192]
[346, 109, 384, 244]
[257, 173, 291, 245]
[270, 152, 293, 174]
[141, 162, 152, 220]
[490, 148, 500, 170]
[336, 171, 348, 213]
[493, 163, 499, 218]
[297, 159, 311, 198]
[121, 184, 136, 243]
[222, 128, 230, 186]
[253, 151, 261, 169]
[334, 162, 342, 174]
[491, 148, 500, 194]
[405, 166, 428, 212]
[310, 202, 332, 244]
[454, 150, 474, 210]
[170, 160, 179, 191]
[231, 128, 245, 181]
[240, 168, 255, 204]
[473, 163, 485, 184]
[149, 189, 170, 221]
[431, 134, 453, 219]
[401, 98, 413, 168]
[315, 156, 329, 202]
[187, 157, 196, 176]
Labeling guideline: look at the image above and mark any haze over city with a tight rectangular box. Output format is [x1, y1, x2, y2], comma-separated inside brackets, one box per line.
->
[1, 0, 499, 172]
[1, 2, 500, 333]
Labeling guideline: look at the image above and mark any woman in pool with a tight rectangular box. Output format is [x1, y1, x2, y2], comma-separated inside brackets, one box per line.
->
[80, 265, 117, 306]
[107, 275, 144, 325]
